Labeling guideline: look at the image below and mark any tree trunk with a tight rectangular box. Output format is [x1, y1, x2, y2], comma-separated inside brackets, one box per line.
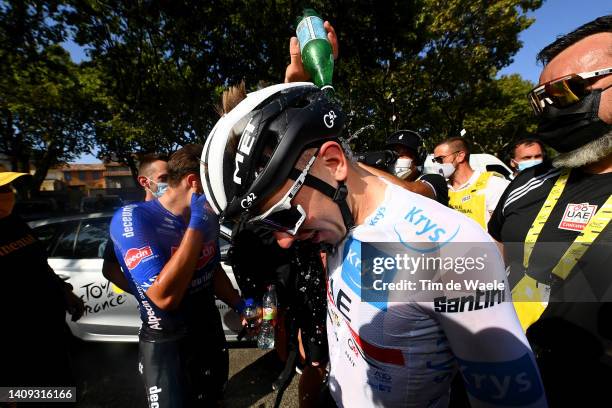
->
[29, 140, 57, 196]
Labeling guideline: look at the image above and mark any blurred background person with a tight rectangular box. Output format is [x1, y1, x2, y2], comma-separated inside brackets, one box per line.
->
[357, 130, 449, 206]
[0, 167, 84, 390]
[102, 153, 168, 293]
[433, 137, 509, 230]
[384, 129, 449, 206]
[509, 138, 546, 175]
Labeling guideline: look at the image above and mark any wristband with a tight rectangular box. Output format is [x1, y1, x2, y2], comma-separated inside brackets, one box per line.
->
[234, 299, 247, 315]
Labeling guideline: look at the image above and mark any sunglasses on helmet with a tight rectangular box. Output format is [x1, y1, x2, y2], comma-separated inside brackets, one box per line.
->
[248, 154, 317, 235]
[528, 67, 612, 115]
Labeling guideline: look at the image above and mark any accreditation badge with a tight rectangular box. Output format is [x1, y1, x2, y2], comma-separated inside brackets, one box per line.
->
[558, 202, 598, 232]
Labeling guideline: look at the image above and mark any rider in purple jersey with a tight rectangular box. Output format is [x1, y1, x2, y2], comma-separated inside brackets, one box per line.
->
[110, 144, 243, 407]
[111, 198, 220, 333]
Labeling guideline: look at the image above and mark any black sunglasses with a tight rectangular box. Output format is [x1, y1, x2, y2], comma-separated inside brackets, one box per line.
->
[432, 151, 460, 164]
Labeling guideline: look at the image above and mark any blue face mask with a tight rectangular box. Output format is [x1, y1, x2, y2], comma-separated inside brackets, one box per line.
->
[147, 179, 168, 198]
[517, 159, 543, 172]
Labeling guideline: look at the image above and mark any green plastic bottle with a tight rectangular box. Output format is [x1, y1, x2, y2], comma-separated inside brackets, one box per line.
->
[296, 9, 334, 90]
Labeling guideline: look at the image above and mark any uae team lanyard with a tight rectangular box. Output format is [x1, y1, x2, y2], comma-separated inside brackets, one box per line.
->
[523, 168, 612, 280]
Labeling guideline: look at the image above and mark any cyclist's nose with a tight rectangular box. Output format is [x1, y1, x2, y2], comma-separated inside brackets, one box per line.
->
[273, 231, 296, 249]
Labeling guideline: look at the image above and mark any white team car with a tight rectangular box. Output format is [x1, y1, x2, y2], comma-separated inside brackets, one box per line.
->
[28, 213, 242, 342]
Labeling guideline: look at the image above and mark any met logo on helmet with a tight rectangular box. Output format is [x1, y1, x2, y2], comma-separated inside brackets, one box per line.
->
[124, 246, 154, 270]
[234, 118, 256, 185]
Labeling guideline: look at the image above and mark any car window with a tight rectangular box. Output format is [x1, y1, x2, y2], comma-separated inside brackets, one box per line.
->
[75, 218, 111, 259]
[31, 222, 70, 254]
[50, 221, 81, 258]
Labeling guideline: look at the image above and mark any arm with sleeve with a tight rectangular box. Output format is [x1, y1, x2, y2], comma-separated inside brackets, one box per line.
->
[102, 239, 132, 293]
[110, 206, 169, 294]
[434, 231, 546, 407]
[111, 204, 207, 310]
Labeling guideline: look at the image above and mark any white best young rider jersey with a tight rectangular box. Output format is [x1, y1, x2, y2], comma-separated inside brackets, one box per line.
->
[326, 182, 547, 408]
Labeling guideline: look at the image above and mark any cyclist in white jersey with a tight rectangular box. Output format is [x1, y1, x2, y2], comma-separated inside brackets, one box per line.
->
[201, 83, 547, 407]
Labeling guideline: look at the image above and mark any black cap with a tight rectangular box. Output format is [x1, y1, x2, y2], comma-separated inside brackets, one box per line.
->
[385, 130, 422, 152]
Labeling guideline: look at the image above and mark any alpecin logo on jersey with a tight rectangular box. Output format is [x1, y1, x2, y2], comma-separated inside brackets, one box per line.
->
[125, 246, 154, 270]
[171, 240, 216, 269]
[199, 240, 217, 268]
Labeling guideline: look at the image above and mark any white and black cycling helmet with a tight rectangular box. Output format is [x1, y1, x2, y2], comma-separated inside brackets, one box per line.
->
[201, 82, 353, 234]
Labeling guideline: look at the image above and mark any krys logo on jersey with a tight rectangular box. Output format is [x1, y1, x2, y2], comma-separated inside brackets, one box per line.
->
[457, 353, 544, 406]
[394, 206, 461, 252]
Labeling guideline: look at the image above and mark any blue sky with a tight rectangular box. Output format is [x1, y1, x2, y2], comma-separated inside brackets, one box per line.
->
[71, 1, 611, 163]
[498, 0, 611, 82]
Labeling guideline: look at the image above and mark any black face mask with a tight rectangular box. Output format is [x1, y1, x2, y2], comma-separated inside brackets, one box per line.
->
[537, 86, 612, 153]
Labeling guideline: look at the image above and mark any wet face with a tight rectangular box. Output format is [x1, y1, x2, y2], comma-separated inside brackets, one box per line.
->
[539, 32, 612, 125]
[254, 144, 349, 249]
[255, 171, 345, 249]
[512, 143, 544, 168]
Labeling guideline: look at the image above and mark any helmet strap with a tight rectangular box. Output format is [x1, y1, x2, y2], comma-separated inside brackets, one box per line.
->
[289, 169, 355, 233]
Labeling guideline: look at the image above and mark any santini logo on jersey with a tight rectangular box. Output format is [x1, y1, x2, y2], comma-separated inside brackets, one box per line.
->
[434, 289, 504, 313]
[125, 246, 154, 270]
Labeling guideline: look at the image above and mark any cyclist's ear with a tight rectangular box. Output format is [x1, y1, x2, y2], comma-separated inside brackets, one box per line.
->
[185, 173, 201, 192]
[318, 141, 348, 182]
[137, 175, 149, 189]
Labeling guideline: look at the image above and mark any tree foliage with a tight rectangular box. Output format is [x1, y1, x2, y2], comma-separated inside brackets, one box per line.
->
[1, 0, 544, 185]
[463, 74, 538, 156]
[0, 1, 95, 193]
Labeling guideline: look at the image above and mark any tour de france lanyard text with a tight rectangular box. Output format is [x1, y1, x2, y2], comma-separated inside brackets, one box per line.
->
[523, 168, 612, 280]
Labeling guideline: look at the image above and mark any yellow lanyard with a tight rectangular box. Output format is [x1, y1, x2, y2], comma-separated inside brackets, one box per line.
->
[523, 169, 570, 269]
[523, 168, 612, 280]
[551, 194, 612, 279]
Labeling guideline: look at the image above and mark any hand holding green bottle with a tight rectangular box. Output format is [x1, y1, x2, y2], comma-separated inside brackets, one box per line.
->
[285, 19, 339, 85]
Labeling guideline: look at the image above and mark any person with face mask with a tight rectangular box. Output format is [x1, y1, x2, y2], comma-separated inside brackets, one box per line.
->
[357, 130, 450, 206]
[488, 15, 612, 407]
[0, 167, 85, 389]
[102, 154, 169, 293]
[509, 138, 546, 175]
[386, 130, 450, 206]
[433, 137, 509, 230]
[137, 154, 169, 199]
[109, 145, 244, 406]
